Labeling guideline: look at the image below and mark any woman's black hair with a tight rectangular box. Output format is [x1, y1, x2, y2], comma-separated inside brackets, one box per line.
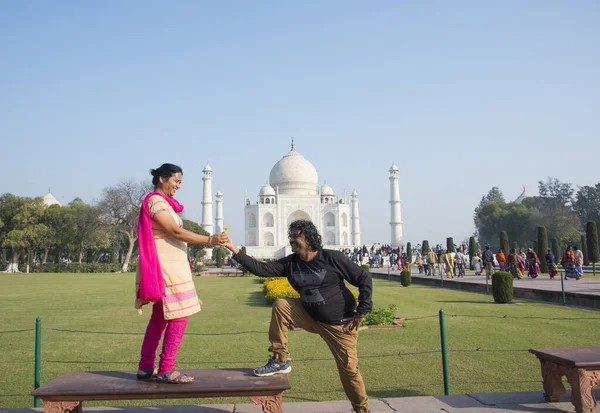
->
[150, 163, 183, 187]
[288, 220, 323, 251]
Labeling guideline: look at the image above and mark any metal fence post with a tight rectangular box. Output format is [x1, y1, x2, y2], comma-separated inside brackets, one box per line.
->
[34, 317, 41, 407]
[439, 309, 450, 395]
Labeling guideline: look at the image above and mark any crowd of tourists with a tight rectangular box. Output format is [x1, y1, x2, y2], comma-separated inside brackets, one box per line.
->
[348, 241, 588, 282]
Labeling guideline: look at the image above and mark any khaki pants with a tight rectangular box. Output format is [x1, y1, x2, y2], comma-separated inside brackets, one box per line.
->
[269, 298, 369, 413]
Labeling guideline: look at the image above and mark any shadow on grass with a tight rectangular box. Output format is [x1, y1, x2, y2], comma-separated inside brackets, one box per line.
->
[245, 290, 270, 307]
[435, 300, 497, 304]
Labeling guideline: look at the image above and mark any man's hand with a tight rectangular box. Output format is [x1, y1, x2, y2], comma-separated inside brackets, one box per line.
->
[342, 313, 365, 333]
[209, 233, 229, 246]
[221, 234, 239, 255]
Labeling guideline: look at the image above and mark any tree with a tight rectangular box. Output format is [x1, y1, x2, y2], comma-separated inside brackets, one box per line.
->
[499, 231, 509, 255]
[573, 184, 600, 228]
[97, 180, 150, 272]
[2, 197, 50, 272]
[67, 199, 110, 263]
[586, 221, 599, 276]
[536, 226, 548, 274]
[581, 234, 589, 266]
[446, 237, 454, 253]
[538, 177, 574, 207]
[406, 242, 412, 264]
[183, 219, 210, 261]
[474, 187, 505, 246]
[469, 236, 477, 269]
[421, 240, 430, 254]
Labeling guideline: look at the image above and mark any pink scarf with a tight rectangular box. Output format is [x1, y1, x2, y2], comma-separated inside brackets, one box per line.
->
[136, 191, 184, 302]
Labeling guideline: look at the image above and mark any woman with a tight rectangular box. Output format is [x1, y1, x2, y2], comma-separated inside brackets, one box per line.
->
[526, 248, 540, 278]
[507, 248, 523, 279]
[472, 254, 482, 275]
[415, 252, 423, 273]
[560, 246, 581, 280]
[135, 163, 227, 384]
[545, 249, 558, 279]
[496, 249, 506, 271]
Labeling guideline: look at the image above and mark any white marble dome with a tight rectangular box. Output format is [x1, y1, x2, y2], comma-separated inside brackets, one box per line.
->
[43, 192, 62, 207]
[269, 149, 318, 195]
[320, 183, 334, 196]
[259, 183, 276, 196]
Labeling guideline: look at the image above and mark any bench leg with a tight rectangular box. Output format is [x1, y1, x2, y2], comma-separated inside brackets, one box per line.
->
[248, 392, 283, 413]
[43, 401, 83, 413]
[565, 368, 599, 413]
[539, 359, 566, 402]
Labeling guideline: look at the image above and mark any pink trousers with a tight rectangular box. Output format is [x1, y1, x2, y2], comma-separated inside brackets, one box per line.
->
[138, 299, 188, 374]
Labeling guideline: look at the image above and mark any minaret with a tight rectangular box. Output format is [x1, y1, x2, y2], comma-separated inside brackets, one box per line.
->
[201, 164, 214, 235]
[389, 163, 403, 247]
[215, 191, 223, 234]
[351, 190, 361, 246]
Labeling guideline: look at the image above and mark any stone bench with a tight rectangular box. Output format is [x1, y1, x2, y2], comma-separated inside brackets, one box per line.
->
[529, 347, 600, 413]
[31, 368, 291, 413]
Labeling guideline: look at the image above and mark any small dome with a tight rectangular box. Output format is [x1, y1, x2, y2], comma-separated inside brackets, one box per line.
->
[43, 192, 62, 207]
[320, 183, 334, 196]
[269, 149, 318, 195]
[351, 190, 358, 197]
[515, 186, 532, 203]
[216, 190, 223, 197]
[203, 164, 212, 172]
[259, 183, 276, 196]
[389, 163, 399, 172]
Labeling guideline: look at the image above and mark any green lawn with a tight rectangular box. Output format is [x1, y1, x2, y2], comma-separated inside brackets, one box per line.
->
[1, 273, 599, 408]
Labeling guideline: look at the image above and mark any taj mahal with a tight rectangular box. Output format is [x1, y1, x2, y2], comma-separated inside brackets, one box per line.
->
[200, 142, 403, 259]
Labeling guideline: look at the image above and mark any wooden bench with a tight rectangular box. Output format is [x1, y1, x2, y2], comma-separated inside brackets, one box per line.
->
[529, 347, 600, 413]
[31, 368, 291, 413]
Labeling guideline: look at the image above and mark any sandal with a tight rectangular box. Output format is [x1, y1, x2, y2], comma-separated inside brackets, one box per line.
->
[136, 367, 158, 381]
[156, 369, 194, 384]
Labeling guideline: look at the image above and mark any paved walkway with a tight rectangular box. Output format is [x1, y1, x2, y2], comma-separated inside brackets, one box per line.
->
[372, 266, 600, 297]
[5, 390, 600, 412]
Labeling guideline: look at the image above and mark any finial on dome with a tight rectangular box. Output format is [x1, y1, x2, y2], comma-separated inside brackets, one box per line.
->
[291, 137, 294, 151]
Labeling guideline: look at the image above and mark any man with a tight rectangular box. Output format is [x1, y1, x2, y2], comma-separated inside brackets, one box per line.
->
[223, 220, 373, 413]
[454, 248, 467, 277]
[573, 246, 585, 277]
[427, 249, 437, 276]
[442, 250, 454, 278]
[482, 246, 494, 278]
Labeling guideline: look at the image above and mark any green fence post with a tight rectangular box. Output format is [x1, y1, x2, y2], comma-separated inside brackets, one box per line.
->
[561, 271, 566, 305]
[34, 317, 41, 407]
[439, 309, 450, 395]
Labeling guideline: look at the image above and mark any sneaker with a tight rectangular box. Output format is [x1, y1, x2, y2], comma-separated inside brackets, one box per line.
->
[254, 356, 291, 377]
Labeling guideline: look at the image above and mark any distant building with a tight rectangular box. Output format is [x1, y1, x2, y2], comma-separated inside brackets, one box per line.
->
[42, 191, 62, 207]
[514, 186, 532, 203]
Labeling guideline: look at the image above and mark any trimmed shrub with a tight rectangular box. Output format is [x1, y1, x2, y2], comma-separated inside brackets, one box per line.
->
[586, 221, 599, 276]
[361, 264, 370, 273]
[469, 236, 477, 269]
[536, 226, 548, 273]
[400, 269, 411, 287]
[581, 234, 589, 266]
[513, 241, 519, 251]
[422, 240, 430, 255]
[32, 263, 123, 273]
[406, 242, 412, 264]
[551, 238, 561, 262]
[492, 271, 513, 303]
[362, 305, 397, 326]
[499, 231, 509, 257]
[446, 237, 454, 253]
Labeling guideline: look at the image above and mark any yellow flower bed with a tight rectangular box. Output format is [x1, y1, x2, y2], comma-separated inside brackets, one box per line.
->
[262, 277, 359, 304]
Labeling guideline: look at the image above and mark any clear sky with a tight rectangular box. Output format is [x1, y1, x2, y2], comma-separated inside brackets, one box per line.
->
[1, 1, 598, 247]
